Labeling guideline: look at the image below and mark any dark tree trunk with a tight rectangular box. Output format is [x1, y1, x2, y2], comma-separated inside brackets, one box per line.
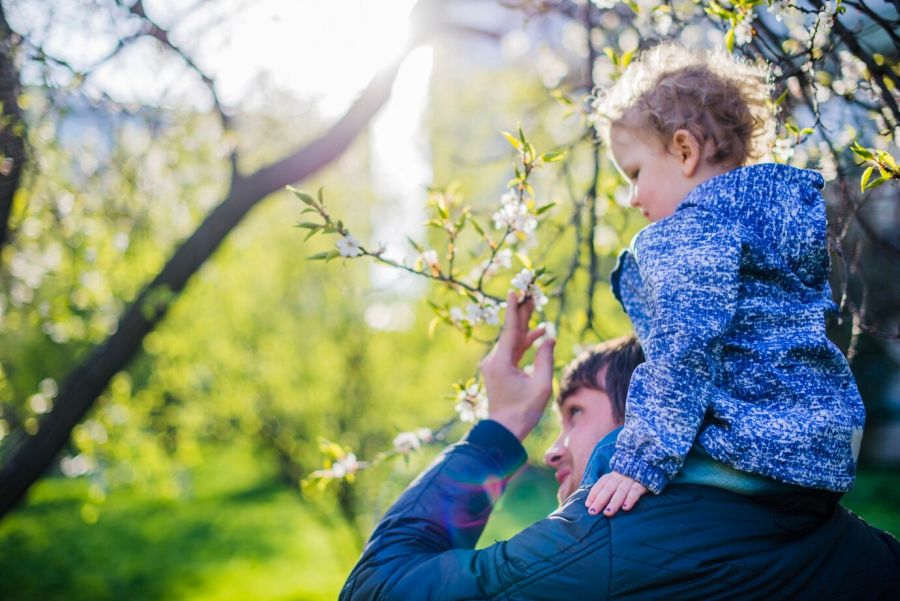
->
[0, 2, 25, 249]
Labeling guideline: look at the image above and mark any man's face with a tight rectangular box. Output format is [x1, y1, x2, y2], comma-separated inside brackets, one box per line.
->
[544, 380, 621, 505]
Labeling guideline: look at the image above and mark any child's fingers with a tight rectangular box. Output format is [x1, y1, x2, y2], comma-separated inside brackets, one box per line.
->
[621, 483, 647, 511]
[586, 475, 616, 514]
[603, 482, 630, 516]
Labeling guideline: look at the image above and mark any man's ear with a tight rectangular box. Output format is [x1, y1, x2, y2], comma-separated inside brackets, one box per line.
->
[671, 129, 703, 177]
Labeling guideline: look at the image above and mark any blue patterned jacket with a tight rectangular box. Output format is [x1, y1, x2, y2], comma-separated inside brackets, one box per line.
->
[609, 163, 865, 494]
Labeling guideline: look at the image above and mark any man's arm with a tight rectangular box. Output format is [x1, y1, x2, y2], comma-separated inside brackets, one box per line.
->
[340, 293, 614, 600]
[339, 419, 612, 601]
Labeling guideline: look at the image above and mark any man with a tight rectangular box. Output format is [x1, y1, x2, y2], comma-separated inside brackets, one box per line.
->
[340, 293, 900, 600]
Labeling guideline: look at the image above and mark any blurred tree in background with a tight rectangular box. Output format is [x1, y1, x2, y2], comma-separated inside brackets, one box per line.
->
[0, 0, 897, 599]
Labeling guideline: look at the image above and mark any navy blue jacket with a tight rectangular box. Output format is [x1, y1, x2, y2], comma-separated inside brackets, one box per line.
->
[609, 164, 865, 493]
[340, 420, 899, 600]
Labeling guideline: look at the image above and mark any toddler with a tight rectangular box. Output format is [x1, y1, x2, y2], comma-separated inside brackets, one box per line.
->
[584, 44, 865, 516]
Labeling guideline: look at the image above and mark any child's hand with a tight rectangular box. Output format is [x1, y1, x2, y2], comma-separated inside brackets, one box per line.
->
[585, 471, 648, 517]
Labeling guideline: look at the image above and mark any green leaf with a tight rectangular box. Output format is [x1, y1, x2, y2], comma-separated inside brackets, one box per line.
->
[536, 202, 556, 216]
[516, 252, 532, 270]
[877, 150, 897, 171]
[724, 27, 736, 53]
[603, 47, 618, 66]
[849, 141, 874, 160]
[295, 222, 320, 229]
[501, 131, 521, 151]
[864, 176, 887, 191]
[406, 236, 423, 253]
[773, 89, 789, 106]
[303, 228, 320, 242]
[435, 200, 449, 220]
[540, 150, 566, 163]
[518, 124, 527, 147]
[860, 166, 874, 192]
[799, 127, 815, 136]
[470, 219, 486, 236]
[307, 251, 333, 261]
[288, 186, 316, 206]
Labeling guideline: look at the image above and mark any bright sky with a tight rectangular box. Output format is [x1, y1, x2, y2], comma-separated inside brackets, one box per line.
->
[13, 0, 421, 116]
[12, 0, 449, 326]
[186, 0, 421, 116]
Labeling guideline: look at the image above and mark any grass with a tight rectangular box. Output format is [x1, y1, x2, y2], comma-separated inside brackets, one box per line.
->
[0, 445, 360, 601]
[1, 447, 896, 600]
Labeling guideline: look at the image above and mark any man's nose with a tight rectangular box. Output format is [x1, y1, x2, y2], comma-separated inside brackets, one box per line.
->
[544, 439, 564, 468]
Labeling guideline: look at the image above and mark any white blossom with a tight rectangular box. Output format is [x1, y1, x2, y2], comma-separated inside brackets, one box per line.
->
[336, 234, 362, 257]
[591, 0, 617, 9]
[476, 248, 513, 280]
[421, 249, 439, 268]
[415, 428, 434, 444]
[511, 268, 535, 291]
[492, 200, 537, 234]
[482, 301, 501, 326]
[331, 453, 359, 478]
[455, 384, 488, 423]
[734, 11, 755, 47]
[767, 1, 794, 22]
[774, 138, 795, 162]
[532, 286, 550, 308]
[536, 321, 557, 346]
[393, 432, 422, 453]
[449, 306, 465, 324]
[466, 302, 485, 324]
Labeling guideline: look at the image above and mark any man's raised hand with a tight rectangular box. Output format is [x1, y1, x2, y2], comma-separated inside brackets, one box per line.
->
[480, 291, 556, 441]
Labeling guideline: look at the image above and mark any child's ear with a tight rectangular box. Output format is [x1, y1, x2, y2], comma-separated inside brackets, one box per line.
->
[671, 129, 702, 177]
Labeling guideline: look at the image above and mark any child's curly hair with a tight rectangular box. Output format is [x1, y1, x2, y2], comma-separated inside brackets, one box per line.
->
[594, 44, 775, 167]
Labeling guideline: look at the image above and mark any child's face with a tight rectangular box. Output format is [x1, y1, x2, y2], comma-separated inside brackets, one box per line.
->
[609, 125, 697, 222]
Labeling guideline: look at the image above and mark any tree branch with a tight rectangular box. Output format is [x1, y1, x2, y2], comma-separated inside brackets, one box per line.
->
[0, 41, 415, 518]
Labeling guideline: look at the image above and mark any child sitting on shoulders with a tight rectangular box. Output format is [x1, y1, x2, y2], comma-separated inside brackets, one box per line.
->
[584, 44, 865, 516]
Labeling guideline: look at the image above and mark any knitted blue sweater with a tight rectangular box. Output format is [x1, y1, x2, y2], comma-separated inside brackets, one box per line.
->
[609, 163, 865, 494]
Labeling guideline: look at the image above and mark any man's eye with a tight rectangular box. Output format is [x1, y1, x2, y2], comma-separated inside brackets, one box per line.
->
[568, 406, 583, 418]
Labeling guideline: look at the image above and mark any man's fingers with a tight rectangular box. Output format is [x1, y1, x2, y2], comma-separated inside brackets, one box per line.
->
[510, 327, 546, 364]
[532, 336, 556, 384]
[495, 291, 520, 361]
[523, 327, 545, 348]
[516, 294, 534, 330]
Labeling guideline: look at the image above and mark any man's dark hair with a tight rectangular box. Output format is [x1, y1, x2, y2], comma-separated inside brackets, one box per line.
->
[557, 336, 645, 422]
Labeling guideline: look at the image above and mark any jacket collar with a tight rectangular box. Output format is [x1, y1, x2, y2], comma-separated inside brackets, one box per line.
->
[580, 427, 622, 487]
